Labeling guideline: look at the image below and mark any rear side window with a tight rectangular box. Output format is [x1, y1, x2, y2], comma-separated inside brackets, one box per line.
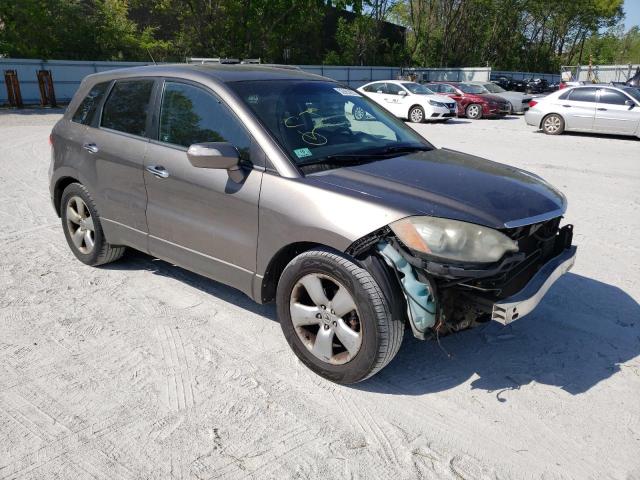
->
[158, 81, 251, 161]
[567, 88, 597, 103]
[598, 89, 629, 105]
[364, 82, 385, 93]
[101, 79, 154, 136]
[72, 82, 109, 125]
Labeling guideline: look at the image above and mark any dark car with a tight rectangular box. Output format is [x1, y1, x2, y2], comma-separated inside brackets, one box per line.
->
[526, 78, 550, 94]
[50, 64, 576, 383]
[425, 81, 511, 119]
[491, 75, 528, 92]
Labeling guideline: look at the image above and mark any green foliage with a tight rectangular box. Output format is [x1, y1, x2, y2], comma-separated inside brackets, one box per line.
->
[0, 0, 636, 71]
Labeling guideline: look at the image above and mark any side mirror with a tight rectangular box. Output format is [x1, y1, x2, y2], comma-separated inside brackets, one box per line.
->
[625, 100, 635, 109]
[398, 90, 407, 96]
[187, 142, 245, 182]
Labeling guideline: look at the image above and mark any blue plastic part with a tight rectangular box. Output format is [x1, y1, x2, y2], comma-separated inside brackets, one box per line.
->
[377, 241, 436, 338]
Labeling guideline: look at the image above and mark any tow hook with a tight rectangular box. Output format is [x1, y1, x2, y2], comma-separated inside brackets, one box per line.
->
[377, 241, 436, 340]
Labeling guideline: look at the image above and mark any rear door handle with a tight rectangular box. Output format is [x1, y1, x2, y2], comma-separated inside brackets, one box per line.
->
[597, 107, 607, 111]
[562, 104, 572, 108]
[82, 143, 99, 154]
[145, 165, 169, 178]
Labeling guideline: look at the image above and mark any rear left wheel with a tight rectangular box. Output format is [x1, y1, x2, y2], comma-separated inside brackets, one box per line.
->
[276, 249, 404, 384]
[61, 183, 125, 266]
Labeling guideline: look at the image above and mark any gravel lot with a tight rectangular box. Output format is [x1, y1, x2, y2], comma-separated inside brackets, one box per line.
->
[1, 109, 639, 480]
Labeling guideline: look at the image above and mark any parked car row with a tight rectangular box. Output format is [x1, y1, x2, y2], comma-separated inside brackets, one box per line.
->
[357, 80, 532, 122]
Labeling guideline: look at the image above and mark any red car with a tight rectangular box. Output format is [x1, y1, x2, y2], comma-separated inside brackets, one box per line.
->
[425, 82, 511, 119]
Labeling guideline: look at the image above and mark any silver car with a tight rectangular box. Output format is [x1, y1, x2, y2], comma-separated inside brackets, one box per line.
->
[50, 64, 576, 383]
[525, 85, 640, 137]
[469, 81, 533, 114]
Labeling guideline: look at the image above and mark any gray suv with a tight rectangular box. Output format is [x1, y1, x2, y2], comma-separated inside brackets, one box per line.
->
[50, 65, 576, 383]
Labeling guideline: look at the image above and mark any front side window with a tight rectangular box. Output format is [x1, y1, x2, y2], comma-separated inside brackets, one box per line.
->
[101, 79, 154, 136]
[159, 81, 251, 161]
[229, 80, 431, 168]
[622, 87, 640, 103]
[567, 87, 597, 103]
[72, 82, 110, 125]
[598, 89, 629, 105]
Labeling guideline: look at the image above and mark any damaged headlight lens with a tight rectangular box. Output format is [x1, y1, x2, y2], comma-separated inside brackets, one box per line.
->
[389, 216, 518, 263]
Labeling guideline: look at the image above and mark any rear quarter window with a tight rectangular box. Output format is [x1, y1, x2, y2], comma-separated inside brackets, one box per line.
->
[72, 82, 110, 125]
[101, 79, 155, 137]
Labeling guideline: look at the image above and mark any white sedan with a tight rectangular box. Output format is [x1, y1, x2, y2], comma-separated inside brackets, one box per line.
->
[356, 80, 458, 123]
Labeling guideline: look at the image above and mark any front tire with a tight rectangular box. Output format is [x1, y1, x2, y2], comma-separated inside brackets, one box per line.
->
[541, 113, 565, 135]
[276, 249, 404, 384]
[465, 103, 483, 119]
[408, 106, 425, 123]
[61, 183, 125, 266]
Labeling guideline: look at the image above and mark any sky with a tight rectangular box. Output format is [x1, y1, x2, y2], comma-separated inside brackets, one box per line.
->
[624, 0, 640, 30]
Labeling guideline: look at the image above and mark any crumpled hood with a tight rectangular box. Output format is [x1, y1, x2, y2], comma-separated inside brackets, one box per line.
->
[305, 148, 566, 229]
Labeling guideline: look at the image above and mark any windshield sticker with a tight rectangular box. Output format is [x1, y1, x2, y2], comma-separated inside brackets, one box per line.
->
[294, 147, 313, 158]
[246, 94, 260, 104]
[334, 88, 361, 97]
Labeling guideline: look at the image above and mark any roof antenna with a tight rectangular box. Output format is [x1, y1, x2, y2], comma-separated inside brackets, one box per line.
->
[146, 48, 157, 66]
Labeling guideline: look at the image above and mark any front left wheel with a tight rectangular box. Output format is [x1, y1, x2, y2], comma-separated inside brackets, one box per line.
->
[276, 249, 404, 384]
[408, 106, 425, 123]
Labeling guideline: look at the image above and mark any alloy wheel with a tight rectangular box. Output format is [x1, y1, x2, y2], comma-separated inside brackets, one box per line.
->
[65, 196, 95, 254]
[544, 115, 561, 133]
[410, 108, 424, 123]
[289, 273, 362, 365]
[467, 104, 481, 118]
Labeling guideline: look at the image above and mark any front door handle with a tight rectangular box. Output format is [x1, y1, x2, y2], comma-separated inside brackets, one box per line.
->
[145, 165, 169, 179]
[82, 143, 99, 154]
[597, 107, 607, 111]
[562, 104, 572, 108]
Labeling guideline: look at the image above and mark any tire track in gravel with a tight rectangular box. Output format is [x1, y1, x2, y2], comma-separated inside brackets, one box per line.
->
[155, 325, 196, 411]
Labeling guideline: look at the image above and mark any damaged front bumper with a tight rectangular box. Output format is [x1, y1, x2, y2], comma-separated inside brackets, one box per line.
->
[491, 245, 576, 324]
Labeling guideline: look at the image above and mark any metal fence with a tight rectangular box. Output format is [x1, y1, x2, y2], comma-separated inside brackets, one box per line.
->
[1, 58, 575, 105]
[562, 64, 640, 83]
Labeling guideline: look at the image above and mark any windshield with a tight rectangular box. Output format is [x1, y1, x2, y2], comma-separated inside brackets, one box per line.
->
[229, 80, 432, 167]
[458, 83, 488, 94]
[483, 83, 505, 93]
[402, 82, 435, 95]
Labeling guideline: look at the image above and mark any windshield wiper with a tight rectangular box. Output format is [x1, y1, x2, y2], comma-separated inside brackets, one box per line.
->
[298, 144, 431, 168]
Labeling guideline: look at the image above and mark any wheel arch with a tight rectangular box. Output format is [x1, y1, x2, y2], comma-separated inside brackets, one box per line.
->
[259, 241, 335, 303]
[539, 112, 564, 129]
[53, 176, 81, 217]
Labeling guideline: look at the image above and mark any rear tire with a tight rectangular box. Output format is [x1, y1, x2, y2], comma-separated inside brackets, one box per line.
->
[541, 113, 565, 135]
[276, 249, 404, 384]
[466, 103, 483, 119]
[61, 183, 126, 266]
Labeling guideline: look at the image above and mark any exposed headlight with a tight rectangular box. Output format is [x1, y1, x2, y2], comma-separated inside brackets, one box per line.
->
[389, 216, 518, 263]
[429, 100, 446, 107]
